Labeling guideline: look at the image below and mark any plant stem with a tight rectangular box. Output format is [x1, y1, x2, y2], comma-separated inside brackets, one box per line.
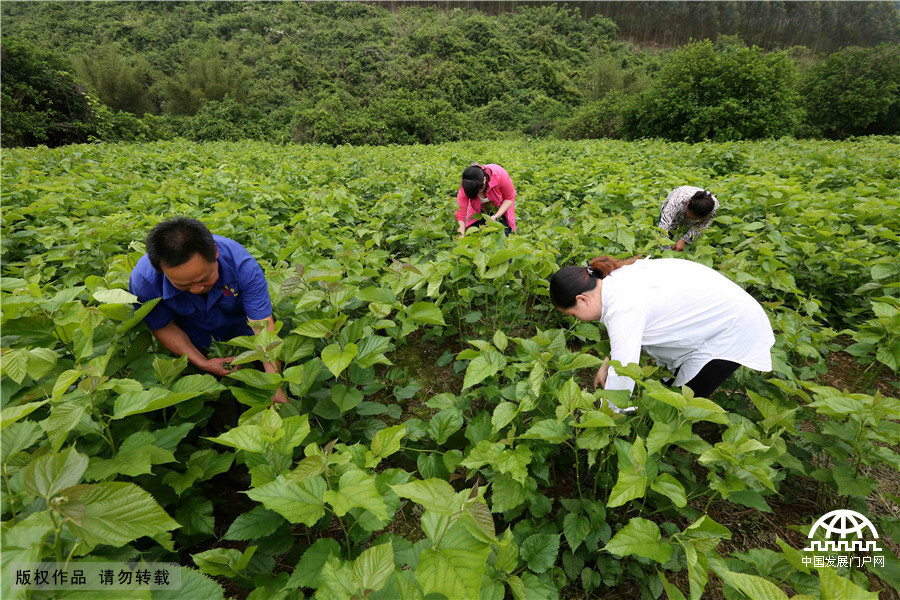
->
[325, 505, 352, 555]
[101, 416, 117, 453]
[512, 283, 527, 326]
[567, 440, 585, 501]
[65, 541, 81, 567]
[432, 515, 454, 549]
[336, 513, 352, 555]
[48, 509, 64, 563]
[399, 446, 439, 454]
[645, 491, 710, 517]
[453, 283, 465, 338]
[2, 466, 18, 523]
[703, 491, 719, 514]
[593, 448, 612, 497]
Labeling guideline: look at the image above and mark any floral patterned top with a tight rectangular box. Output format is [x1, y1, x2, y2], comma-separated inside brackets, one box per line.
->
[658, 185, 719, 244]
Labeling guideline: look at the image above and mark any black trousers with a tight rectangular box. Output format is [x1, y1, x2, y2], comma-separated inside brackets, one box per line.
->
[683, 359, 740, 397]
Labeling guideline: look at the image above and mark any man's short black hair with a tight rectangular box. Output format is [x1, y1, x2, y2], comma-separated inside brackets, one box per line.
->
[687, 190, 715, 218]
[145, 217, 216, 271]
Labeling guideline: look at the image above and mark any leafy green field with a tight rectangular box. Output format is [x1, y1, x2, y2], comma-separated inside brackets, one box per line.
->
[2, 137, 899, 600]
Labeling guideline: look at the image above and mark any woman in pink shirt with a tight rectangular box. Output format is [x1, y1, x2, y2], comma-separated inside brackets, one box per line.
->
[456, 163, 517, 237]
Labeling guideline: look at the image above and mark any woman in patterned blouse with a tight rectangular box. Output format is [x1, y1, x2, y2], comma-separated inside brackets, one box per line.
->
[658, 186, 718, 251]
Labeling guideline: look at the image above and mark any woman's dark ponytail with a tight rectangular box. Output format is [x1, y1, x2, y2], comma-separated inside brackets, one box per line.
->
[588, 255, 640, 278]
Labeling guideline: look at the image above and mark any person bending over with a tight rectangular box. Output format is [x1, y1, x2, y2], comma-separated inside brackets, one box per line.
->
[658, 186, 718, 251]
[456, 163, 517, 237]
[129, 217, 287, 403]
[549, 255, 773, 411]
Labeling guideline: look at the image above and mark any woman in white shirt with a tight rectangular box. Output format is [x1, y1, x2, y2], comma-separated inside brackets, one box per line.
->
[549, 255, 775, 402]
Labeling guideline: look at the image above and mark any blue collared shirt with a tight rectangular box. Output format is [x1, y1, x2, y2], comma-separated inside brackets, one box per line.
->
[129, 235, 272, 349]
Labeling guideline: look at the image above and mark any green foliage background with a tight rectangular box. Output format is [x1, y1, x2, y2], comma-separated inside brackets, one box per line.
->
[2, 2, 899, 147]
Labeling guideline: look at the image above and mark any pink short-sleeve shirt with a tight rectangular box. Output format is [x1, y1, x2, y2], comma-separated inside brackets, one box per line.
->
[455, 164, 517, 233]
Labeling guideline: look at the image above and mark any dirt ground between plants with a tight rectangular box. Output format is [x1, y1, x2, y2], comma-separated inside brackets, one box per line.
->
[819, 344, 898, 400]
[203, 341, 898, 600]
[670, 348, 899, 600]
[576, 346, 900, 600]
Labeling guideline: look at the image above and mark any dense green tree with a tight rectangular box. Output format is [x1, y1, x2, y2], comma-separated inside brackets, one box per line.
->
[162, 46, 250, 115]
[1, 38, 171, 147]
[368, 90, 468, 145]
[557, 91, 631, 140]
[291, 91, 380, 146]
[624, 41, 801, 142]
[73, 43, 156, 116]
[184, 95, 272, 142]
[800, 44, 900, 138]
[0, 38, 100, 146]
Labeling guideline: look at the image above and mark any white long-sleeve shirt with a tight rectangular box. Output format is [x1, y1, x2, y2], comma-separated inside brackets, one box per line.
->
[600, 258, 774, 394]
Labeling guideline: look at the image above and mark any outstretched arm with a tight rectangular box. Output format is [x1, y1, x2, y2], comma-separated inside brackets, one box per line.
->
[151, 321, 237, 376]
[456, 189, 473, 237]
[491, 199, 514, 221]
[602, 304, 647, 395]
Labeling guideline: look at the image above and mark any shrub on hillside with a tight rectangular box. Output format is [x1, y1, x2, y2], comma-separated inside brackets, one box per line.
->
[623, 41, 802, 142]
[470, 95, 530, 135]
[0, 38, 164, 147]
[291, 92, 381, 145]
[1, 38, 100, 147]
[367, 90, 468, 145]
[556, 91, 631, 139]
[73, 43, 157, 117]
[799, 44, 900, 138]
[92, 104, 176, 143]
[184, 95, 278, 142]
[521, 92, 569, 136]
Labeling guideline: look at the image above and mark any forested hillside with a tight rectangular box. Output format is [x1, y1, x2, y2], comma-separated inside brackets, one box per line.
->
[2, 1, 898, 147]
[377, 1, 900, 52]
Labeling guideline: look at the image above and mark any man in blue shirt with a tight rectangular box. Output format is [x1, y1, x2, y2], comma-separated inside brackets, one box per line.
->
[129, 217, 286, 403]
